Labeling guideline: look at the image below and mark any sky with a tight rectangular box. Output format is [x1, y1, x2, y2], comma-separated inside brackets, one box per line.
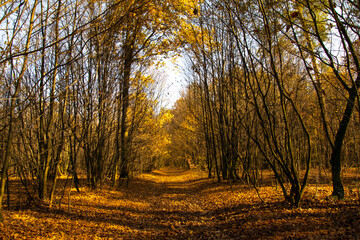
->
[160, 57, 186, 109]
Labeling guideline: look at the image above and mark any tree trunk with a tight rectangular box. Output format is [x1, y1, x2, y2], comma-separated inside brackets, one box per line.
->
[119, 41, 133, 181]
[330, 80, 359, 199]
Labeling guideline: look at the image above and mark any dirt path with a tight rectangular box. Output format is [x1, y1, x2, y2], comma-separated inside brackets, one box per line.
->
[104, 167, 231, 239]
[1, 167, 359, 239]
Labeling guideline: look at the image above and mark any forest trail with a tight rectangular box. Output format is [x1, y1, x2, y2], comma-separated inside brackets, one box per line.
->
[1, 167, 359, 239]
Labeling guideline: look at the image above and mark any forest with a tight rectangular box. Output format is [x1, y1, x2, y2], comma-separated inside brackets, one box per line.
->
[0, 0, 359, 238]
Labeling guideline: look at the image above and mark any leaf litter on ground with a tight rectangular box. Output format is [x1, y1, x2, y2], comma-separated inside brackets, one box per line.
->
[1, 167, 359, 239]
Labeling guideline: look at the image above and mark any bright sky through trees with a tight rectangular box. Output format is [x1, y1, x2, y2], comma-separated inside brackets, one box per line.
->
[161, 58, 185, 108]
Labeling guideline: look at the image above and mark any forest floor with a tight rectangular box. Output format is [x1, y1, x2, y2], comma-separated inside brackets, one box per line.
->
[1, 167, 360, 239]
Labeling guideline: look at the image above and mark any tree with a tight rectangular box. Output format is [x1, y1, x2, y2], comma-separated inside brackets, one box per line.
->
[289, 0, 360, 199]
[0, 0, 38, 220]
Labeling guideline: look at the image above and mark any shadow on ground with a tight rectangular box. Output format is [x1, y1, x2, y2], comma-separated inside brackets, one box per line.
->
[1, 167, 360, 239]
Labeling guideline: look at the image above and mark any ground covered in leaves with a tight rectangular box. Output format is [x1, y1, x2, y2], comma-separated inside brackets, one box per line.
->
[1, 167, 360, 239]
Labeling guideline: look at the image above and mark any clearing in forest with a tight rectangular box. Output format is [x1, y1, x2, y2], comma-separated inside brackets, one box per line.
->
[1, 167, 359, 239]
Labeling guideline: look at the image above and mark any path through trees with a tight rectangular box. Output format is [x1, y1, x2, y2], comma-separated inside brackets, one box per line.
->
[1, 167, 359, 239]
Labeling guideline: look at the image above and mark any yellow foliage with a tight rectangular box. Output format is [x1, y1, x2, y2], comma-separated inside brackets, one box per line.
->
[159, 110, 174, 126]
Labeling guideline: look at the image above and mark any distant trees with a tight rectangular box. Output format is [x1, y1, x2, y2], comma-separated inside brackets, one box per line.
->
[167, 92, 204, 169]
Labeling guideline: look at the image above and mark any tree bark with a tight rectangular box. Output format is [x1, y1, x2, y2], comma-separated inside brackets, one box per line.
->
[119, 31, 135, 181]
